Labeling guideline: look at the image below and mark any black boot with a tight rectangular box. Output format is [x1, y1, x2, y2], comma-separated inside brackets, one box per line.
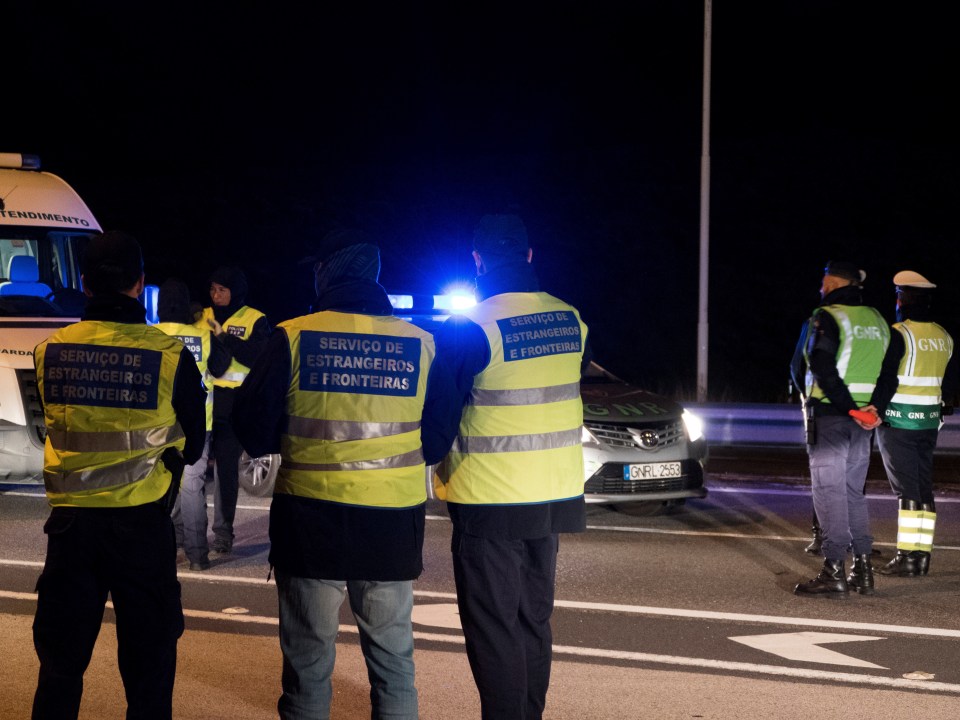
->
[879, 550, 918, 577]
[804, 513, 822, 554]
[911, 551, 931, 576]
[795, 559, 849, 597]
[846, 554, 875, 595]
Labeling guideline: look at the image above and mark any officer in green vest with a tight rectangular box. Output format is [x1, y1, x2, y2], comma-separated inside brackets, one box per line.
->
[31, 231, 206, 719]
[233, 228, 441, 719]
[426, 213, 589, 719]
[794, 260, 897, 598]
[873, 271, 957, 577]
[202, 265, 271, 555]
[155, 278, 231, 570]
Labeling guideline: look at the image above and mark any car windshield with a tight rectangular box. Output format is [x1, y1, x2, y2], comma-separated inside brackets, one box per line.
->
[0, 231, 92, 317]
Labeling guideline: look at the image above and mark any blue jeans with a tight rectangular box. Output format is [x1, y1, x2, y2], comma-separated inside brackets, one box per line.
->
[171, 432, 211, 564]
[275, 571, 418, 720]
[807, 415, 874, 560]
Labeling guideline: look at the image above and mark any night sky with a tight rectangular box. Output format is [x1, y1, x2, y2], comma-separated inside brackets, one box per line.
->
[8, 3, 958, 402]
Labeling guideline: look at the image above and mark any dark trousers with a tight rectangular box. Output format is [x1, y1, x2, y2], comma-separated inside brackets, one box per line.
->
[807, 415, 873, 560]
[877, 425, 939, 506]
[32, 504, 184, 720]
[212, 386, 240, 544]
[451, 530, 558, 720]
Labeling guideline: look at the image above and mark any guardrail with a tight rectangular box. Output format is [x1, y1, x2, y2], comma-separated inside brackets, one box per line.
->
[686, 403, 960, 453]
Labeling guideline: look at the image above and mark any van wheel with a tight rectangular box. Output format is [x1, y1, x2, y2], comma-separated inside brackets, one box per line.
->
[238, 452, 279, 497]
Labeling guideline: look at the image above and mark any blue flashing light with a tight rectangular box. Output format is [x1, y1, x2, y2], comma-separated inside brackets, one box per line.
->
[388, 294, 414, 309]
[142, 284, 159, 324]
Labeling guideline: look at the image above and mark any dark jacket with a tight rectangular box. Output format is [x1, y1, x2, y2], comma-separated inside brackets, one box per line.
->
[231, 278, 441, 580]
[804, 285, 898, 417]
[423, 261, 589, 539]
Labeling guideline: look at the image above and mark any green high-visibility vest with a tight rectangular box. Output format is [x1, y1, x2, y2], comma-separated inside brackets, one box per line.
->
[804, 305, 890, 405]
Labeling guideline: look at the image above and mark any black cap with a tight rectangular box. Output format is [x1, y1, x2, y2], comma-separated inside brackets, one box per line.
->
[824, 260, 866, 285]
[473, 214, 530, 257]
[81, 231, 144, 295]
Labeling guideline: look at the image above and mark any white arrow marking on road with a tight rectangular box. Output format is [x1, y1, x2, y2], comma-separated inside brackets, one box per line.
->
[411, 602, 463, 629]
[729, 632, 886, 669]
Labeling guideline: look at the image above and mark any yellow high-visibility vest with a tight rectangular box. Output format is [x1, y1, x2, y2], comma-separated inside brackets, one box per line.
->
[436, 292, 587, 505]
[276, 311, 435, 508]
[202, 305, 265, 388]
[35, 322, 186, 507]
[155, 321, 214, 430]
[885, 320, 953, 430]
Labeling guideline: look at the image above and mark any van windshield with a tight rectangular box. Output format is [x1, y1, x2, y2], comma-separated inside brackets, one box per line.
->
[0, 231, 93, 317]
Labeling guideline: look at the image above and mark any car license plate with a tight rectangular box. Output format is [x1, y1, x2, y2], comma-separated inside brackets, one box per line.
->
[623, 462, 682, 480]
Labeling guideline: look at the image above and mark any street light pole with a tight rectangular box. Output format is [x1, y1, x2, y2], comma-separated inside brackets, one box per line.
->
[697, 0, 712, 402]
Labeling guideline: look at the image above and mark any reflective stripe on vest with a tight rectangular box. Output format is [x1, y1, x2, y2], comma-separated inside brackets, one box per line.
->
[885, 320, 953, 430]
[276, 311, 434, 508]
[35, 322, 186, 508]
[156, 321, 214, 430]
[204, 305, 265, 388]
[436, 292, 587, 505]
[804, 305, 889, 406]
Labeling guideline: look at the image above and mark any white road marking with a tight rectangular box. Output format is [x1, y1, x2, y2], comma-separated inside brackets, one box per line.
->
[729, 631, 886, 668]
[2, 589, 956, 694]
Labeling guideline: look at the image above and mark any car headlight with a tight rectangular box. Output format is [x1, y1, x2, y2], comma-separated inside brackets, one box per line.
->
[682, 409, 704, 442]
[581, 425, 600, 446]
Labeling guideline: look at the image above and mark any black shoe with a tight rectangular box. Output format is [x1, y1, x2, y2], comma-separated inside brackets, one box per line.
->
[911, 551, 931, 576]
[846, 554, 875, 595]
[879, 551, 918, 577]
[189, 559, 211, 571]
[795, 559, 849, 598]
[804, 526, 823, 554]
[211, 540, 232, 555]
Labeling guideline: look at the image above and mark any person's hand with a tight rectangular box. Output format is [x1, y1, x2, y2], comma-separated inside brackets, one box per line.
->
[207, 318, 223, 336]
[850, 405, 881, 430]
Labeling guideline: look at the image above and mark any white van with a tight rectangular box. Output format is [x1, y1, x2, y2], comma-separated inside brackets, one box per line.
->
[0, 153, 102, 484]
[0, 152, 279, 495]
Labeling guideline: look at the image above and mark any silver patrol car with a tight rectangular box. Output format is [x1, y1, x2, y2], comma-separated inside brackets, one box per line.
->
[580, 361, 708, 512]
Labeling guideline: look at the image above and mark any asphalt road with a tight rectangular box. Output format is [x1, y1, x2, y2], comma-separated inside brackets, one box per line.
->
[3, 459, 960, 719]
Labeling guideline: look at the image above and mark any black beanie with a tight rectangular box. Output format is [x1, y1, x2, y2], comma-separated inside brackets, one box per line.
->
[81, 231, 144, 295]
[157, 278, 194, 324]
[209, 265, 249, 306]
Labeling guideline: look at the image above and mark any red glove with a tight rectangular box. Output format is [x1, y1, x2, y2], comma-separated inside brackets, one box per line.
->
[849, 409, 878, 426]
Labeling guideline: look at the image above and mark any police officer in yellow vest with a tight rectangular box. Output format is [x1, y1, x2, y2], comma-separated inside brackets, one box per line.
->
[156, 278, 230, 571]
[233, 229, 441, 720]
[873, 271, 957, 577]
[32, 231, 206, 719]
[202, 265, 270, 554]
[426, 214, 589, 719]
[795, 260, 897, 598]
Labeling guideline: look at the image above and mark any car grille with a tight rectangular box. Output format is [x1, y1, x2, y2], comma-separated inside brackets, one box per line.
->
[586, 419, 685, 450]
[584, 461, 702, 495]
[18, 369, 46, 446]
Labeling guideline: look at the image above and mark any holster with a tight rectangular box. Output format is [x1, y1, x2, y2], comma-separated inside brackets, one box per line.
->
[159, 447, 186, 514]
[802, 397, 817, 446]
